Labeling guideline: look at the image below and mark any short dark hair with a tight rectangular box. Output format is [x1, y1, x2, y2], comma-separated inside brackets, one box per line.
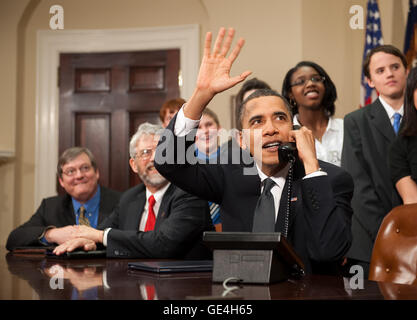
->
[401, 66, 417, 136]
[235, 78, 271, 130]
[281, 61, 337, 116]
[363, 45, 407, 79]
[238, 89, 293, 130]
[57, 147, 97, 178]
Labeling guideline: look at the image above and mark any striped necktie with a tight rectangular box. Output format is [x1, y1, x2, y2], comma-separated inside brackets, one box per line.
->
[78, 206, 90, 226]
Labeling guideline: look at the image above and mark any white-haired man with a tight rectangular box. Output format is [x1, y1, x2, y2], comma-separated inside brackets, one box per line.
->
[54, 123, 213, 259]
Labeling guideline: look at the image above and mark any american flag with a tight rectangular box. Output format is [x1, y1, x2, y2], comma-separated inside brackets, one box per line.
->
[404, 0, 417, 69]
[360, 0, 384, 107]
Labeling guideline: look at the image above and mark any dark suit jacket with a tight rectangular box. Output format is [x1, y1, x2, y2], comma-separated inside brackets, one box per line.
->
[342, 99, 402, 263]
[98, 183, 213, 259]
[154, 115, 354, 274]
[6, 186, 121, 250]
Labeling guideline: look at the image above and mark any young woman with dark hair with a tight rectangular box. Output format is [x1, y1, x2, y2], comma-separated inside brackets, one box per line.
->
[282, 61, 343, 166]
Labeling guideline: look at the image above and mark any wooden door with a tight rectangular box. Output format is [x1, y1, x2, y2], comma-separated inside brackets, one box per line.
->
[59, 50, 180, 193]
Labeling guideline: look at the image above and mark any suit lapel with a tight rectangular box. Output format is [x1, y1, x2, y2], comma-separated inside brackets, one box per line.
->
[127, 186, 146, 230]
[154, 184, 175, 230]
[369, 100, 396, 144]
[98, 187, 109, 225]
[63, 194, 77, 225]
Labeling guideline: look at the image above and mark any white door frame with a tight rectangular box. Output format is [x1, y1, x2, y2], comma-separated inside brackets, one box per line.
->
[35, 24, 199, 209]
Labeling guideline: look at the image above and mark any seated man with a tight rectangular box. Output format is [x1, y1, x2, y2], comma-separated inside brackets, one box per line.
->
[154, 28, 353, 274]
[6, 147, 120, 250]
[54, 123, 213, 259]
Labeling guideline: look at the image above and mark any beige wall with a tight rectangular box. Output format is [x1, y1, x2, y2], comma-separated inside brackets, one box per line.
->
[0, 0, 411, 246]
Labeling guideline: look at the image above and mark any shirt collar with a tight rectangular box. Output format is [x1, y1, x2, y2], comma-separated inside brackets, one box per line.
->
[293, 114, 337, 133]
[195, 147, 220, 160]
[255, 162, 290, 189]
[379, 96, 404, 119]
[146, 182, 171, 204]
[72, 185, 101, 213]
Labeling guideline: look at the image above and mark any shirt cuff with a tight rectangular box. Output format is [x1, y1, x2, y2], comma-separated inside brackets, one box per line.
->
[174, 105, 201, 137]
[303, 169, 327, 180]
[103, 228, 111, 247]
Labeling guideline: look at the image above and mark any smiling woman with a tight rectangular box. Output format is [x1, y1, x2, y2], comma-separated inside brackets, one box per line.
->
[281, 61, 343, 167]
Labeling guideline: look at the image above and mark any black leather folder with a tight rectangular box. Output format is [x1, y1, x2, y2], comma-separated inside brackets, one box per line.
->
[127, 260, 213, 273]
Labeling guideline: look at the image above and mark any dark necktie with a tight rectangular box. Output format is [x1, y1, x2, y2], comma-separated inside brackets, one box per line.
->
[78, 206, 90, 226]
[252, 178, 276, 232]
[144, 195, 156, 232]
[393, 113, 401, 135]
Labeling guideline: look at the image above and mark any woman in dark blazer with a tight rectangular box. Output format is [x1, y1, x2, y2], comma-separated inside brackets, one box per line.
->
[389, 66, 417, 204]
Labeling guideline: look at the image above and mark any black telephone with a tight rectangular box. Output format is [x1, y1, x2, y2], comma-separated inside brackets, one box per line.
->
[278, 142, 297, 164]
[278, 125, 300, 164]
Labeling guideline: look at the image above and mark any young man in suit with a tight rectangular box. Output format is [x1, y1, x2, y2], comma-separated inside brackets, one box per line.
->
[154, 28, 354, 274]
[341, 45, 407, 276]
[6, 147, 120, 250]
[53, 123, 213, 259]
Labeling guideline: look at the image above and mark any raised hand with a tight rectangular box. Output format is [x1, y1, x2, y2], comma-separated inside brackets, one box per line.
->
[197, 27, 251, 96]
[185, 27, 251, 120]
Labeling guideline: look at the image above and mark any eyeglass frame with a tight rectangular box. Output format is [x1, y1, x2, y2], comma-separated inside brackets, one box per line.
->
[290, 75, 326, 88]
[62, 164, 93, 177]
[135, 148, 156, 160]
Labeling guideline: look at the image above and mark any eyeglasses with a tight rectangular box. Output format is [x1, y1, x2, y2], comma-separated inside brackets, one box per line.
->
[290, 75, 325, 87]
[63, 164, 92, 177]
[135, 148, 155, 160]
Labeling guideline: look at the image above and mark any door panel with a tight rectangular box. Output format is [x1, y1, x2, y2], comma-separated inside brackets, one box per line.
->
[59, 50, 180, 193]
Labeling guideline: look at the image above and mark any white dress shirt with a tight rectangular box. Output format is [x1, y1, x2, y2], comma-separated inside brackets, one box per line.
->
[293, 114, 343, 167]
[378, 96, 404, 126]
[103, 183, 171, 246]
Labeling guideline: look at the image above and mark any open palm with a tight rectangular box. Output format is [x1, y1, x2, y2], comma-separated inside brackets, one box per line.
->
[196, 28, 251, 96]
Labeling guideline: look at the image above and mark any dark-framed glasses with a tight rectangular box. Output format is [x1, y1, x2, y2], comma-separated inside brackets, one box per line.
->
[290, 75, 325, 87]
[63, 164, 92, 176]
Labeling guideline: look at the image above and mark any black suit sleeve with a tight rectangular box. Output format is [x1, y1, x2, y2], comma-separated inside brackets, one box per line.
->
[341, 113, 385, 240]
[6, 199, 54, 250]
[301, 166, 353, 262]
[155, 114, 225, 204]
[105, 190, 211, 258]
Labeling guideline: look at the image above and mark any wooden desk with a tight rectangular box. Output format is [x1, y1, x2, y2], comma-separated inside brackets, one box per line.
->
[2, 248, 417, 300]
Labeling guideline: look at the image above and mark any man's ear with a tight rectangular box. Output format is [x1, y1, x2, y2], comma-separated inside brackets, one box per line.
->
[366, 76, 375, 89]
[58, 177, 65, 188]
[129, 158, 138, 173]
[238, 130, 247, 150]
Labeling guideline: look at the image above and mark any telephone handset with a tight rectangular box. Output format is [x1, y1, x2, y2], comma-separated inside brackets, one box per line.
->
[278, 142, 297, 164]
[278, 125, 300, 164]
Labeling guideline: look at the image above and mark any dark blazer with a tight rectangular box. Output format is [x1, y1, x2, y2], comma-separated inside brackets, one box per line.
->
[155, 115, 354, 274]
[342, 98, 402, 263]
[6, 186, 120, 250]
[98, 183, 213, 259]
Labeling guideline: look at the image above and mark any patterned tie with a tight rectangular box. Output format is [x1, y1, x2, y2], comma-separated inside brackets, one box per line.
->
[78, 206, 90, 226]
[393, 113, 401, 135]
[252, 178, 276, 232]
[144, 195, 156, 232]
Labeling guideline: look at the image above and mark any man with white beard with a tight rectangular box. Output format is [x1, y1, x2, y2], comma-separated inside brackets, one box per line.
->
[54, 123, 213, 259]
